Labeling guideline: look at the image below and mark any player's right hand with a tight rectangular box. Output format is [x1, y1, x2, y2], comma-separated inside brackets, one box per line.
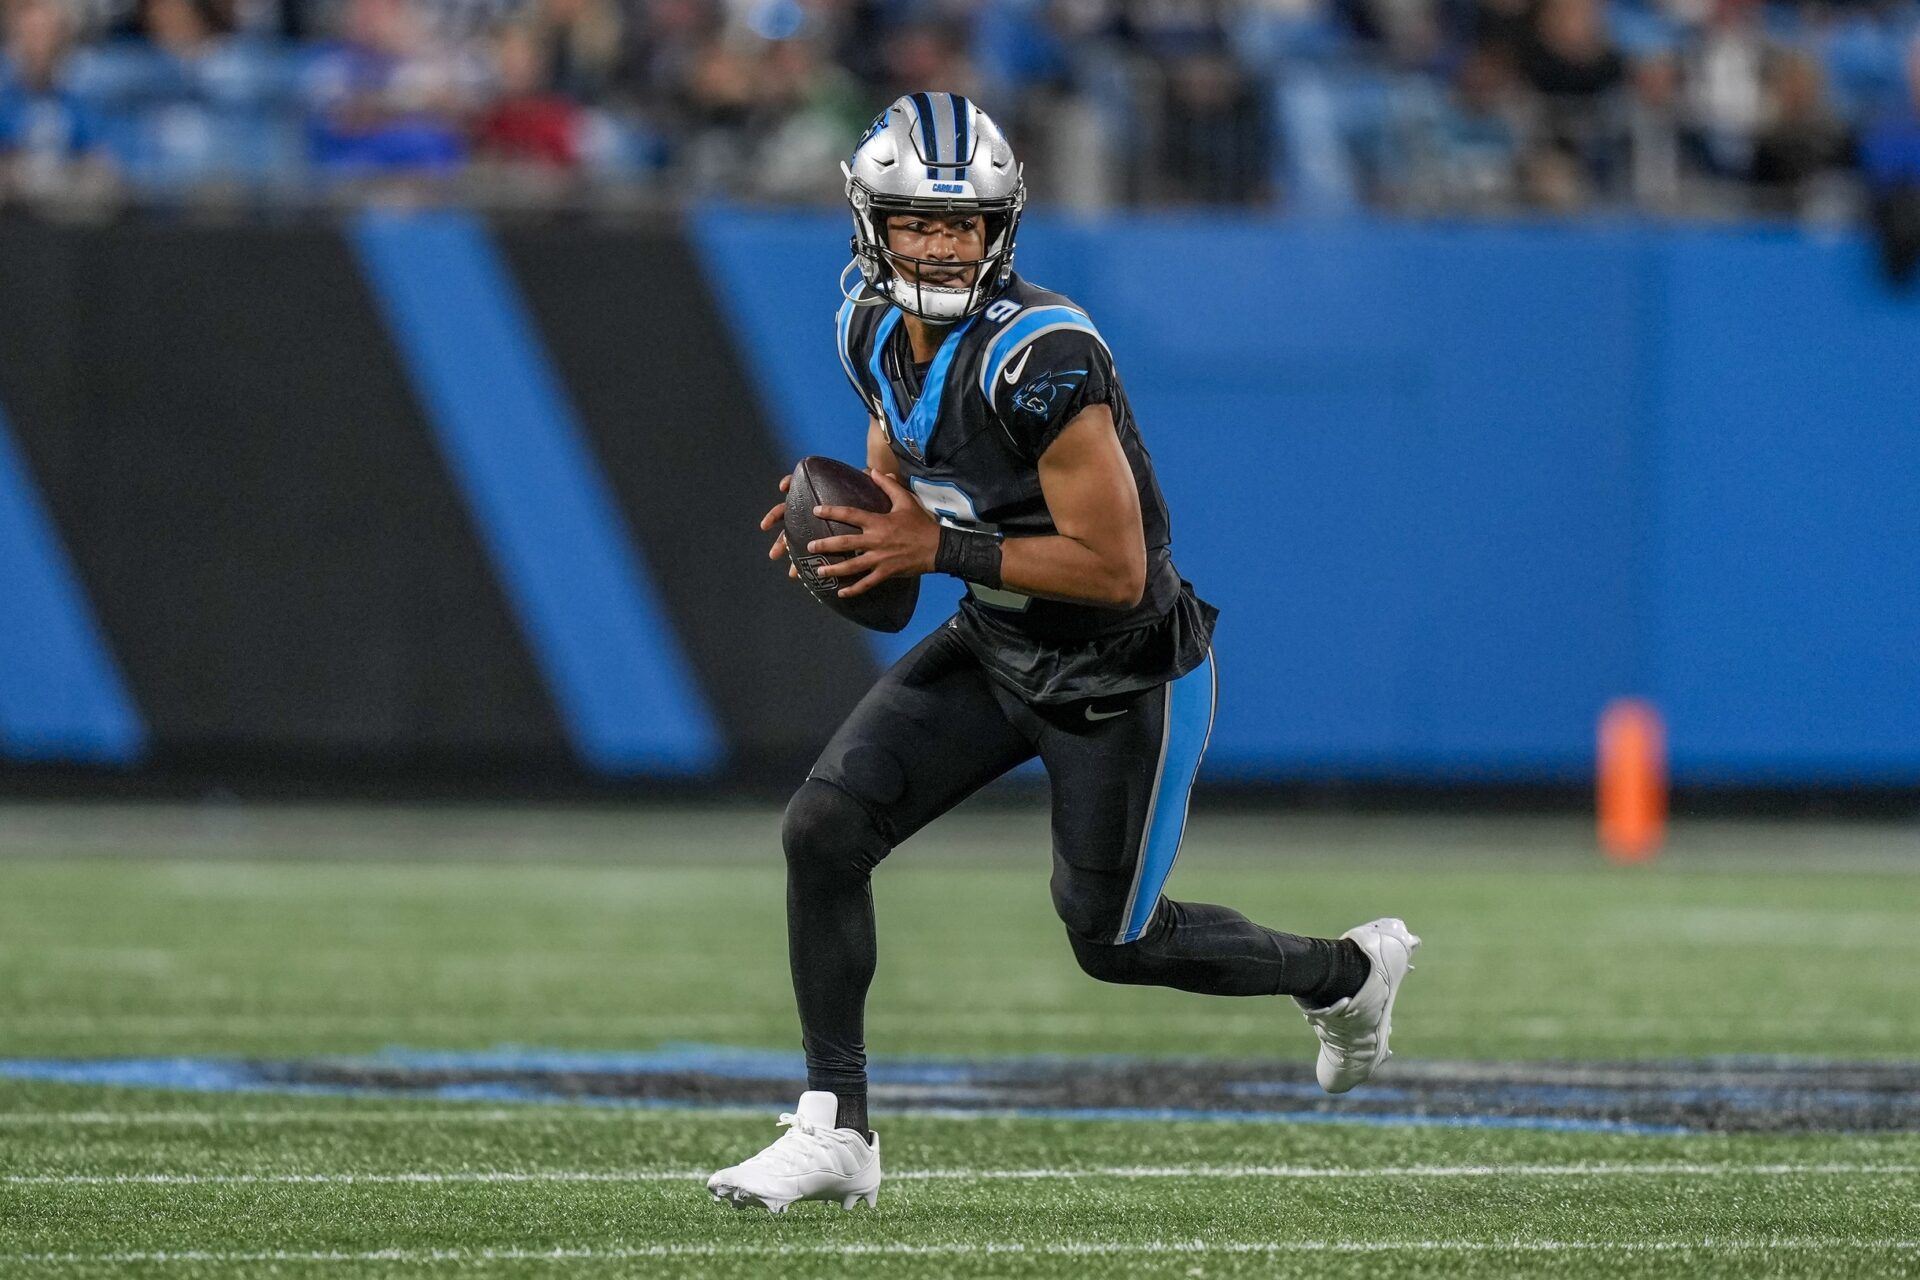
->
[760, 474, 798, 578]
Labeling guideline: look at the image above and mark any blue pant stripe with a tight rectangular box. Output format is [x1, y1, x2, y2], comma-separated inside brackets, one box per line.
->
[0, 403, 145, 765]
[1120, 650, 1216, 942]
[349, 210, 722, 776]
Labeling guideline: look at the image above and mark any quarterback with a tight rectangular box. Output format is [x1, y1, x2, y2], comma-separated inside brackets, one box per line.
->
[709, 94, 1420, 1213]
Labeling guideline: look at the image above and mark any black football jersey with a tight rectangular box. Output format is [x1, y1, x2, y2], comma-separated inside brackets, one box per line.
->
[836, 273, 1216, 703]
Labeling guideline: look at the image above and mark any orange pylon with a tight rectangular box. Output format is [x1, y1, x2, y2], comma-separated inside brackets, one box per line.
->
[1598, 698, 1667, 862]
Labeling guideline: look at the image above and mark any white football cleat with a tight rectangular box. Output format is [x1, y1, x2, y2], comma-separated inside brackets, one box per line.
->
[706, 1090, 880, 1213]
[1296, 917, 1421, 1094]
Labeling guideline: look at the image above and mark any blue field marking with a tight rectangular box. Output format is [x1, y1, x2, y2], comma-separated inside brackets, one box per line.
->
[376, 1043, 1007, 1088]
[8, 1044, 1901, 1136]
[957, 1107, 1691, 1136]
[0, 1054, 1690, 1134]
[349, 210, 722, 776]
[0, 405, 145, 765]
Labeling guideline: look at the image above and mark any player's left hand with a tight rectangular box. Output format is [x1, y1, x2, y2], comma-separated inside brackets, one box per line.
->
[807, 469, 938, 598]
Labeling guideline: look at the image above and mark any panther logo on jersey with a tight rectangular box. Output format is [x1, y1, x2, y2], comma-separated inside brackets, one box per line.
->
[1011, 370, 1089, 420]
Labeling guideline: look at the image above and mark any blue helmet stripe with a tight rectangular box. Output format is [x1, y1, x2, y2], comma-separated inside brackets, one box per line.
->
[910, 91, 939, 178]
[951, 94, 970, 178]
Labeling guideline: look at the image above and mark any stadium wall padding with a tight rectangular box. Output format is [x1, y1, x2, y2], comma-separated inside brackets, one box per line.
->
[0, 211, 1913, 790]
[698, 209, 1920, 787]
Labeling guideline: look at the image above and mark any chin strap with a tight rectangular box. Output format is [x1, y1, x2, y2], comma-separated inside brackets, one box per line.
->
[838, 259, 888, 307]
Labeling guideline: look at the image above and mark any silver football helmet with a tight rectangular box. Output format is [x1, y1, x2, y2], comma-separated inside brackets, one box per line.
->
[841, 93, 1026, 322]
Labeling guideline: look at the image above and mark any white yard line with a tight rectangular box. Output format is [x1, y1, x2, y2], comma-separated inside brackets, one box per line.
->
[0, 1111, 611, 1125]
[1, 1013, 766, 1031]
[4, 1239, 1917, 1265]
[6, 1163, 1917, 1186]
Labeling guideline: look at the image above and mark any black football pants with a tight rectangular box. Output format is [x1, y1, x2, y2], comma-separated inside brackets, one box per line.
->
[784, 621, 1363, 1098]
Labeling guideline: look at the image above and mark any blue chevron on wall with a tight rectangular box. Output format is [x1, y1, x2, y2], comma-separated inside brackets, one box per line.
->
[0, 402, 146, 765]
[350, 210, 722, 777]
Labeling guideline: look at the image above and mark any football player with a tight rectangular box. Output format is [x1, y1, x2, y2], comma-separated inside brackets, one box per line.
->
[709, 94, 1420, 1214]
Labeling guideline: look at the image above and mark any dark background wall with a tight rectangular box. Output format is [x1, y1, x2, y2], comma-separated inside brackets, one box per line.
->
[0, 213, 874, 790]
[0, 211, 1915, 795]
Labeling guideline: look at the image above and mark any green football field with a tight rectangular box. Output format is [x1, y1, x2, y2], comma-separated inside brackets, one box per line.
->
[1, 803, 1917, 1277]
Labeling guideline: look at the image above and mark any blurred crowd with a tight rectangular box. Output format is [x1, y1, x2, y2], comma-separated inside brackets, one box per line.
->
[2, 0, 1920, 233]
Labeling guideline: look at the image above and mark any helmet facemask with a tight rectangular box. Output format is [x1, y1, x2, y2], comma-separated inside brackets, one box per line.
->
[843, 167, 1026, 322]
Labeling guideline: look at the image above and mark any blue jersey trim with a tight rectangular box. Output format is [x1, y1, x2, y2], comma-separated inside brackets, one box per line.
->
[868, 306, 978, 461]
[836, 292, 871, 413]
[1118, 650, 1217, 943]
[979, 305, 1107, 402]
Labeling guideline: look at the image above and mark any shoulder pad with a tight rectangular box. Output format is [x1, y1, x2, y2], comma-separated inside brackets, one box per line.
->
[978, 304, 1109, 402]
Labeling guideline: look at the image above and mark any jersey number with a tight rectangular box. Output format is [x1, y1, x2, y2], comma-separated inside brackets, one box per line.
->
[908, 478, 1032, 612]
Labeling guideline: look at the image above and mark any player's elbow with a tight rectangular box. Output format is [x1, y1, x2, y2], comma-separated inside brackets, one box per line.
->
[1098, 548, 1148, 610]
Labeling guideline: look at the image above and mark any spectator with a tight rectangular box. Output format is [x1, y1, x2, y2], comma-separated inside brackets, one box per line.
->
[1121, 1, 1269, 203]
[753, 34, 868, 200]
[1473, 0, 1536, 65]
[1750, 49, 1852, 213]
[1160, 45, 1267, 203]
[135, 0, 231, 58]
[1516, 0, 1628, 201]
[6, 0, 1920, 215]
[0, 0, 115, 200]
[1346, 0, 1448, 68]
[878, 22, 975, 105]
[523, 0, 619, 104]
[304, 0, 475, 177]
[1860, 35, 1920, 281]
[1518, 0, 1625, 97]
[1625, 48, 1683, 207]
[1679, 0, 1769, 176]
[474, 21, 579, 168]
[1420, 44, 1525, 209]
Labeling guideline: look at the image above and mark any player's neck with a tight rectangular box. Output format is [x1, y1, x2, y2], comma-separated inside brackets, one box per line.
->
[901, 313, 952, 365]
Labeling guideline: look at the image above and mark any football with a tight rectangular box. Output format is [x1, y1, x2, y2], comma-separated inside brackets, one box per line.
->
[785, 456, 920, 633]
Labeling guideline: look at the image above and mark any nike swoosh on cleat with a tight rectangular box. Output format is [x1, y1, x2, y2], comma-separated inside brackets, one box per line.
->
[1001, 346, 1034, 384]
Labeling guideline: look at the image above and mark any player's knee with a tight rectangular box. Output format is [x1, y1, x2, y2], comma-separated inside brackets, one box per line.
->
[1061, 893, 1172, 985]
[1065, 927, 1158, 986]
[782, 778, 889, 882]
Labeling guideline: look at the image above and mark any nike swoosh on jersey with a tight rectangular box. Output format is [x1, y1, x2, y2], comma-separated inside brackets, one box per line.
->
[1084, 704, 1128, 721]
[1001, 346, 1034, 385]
